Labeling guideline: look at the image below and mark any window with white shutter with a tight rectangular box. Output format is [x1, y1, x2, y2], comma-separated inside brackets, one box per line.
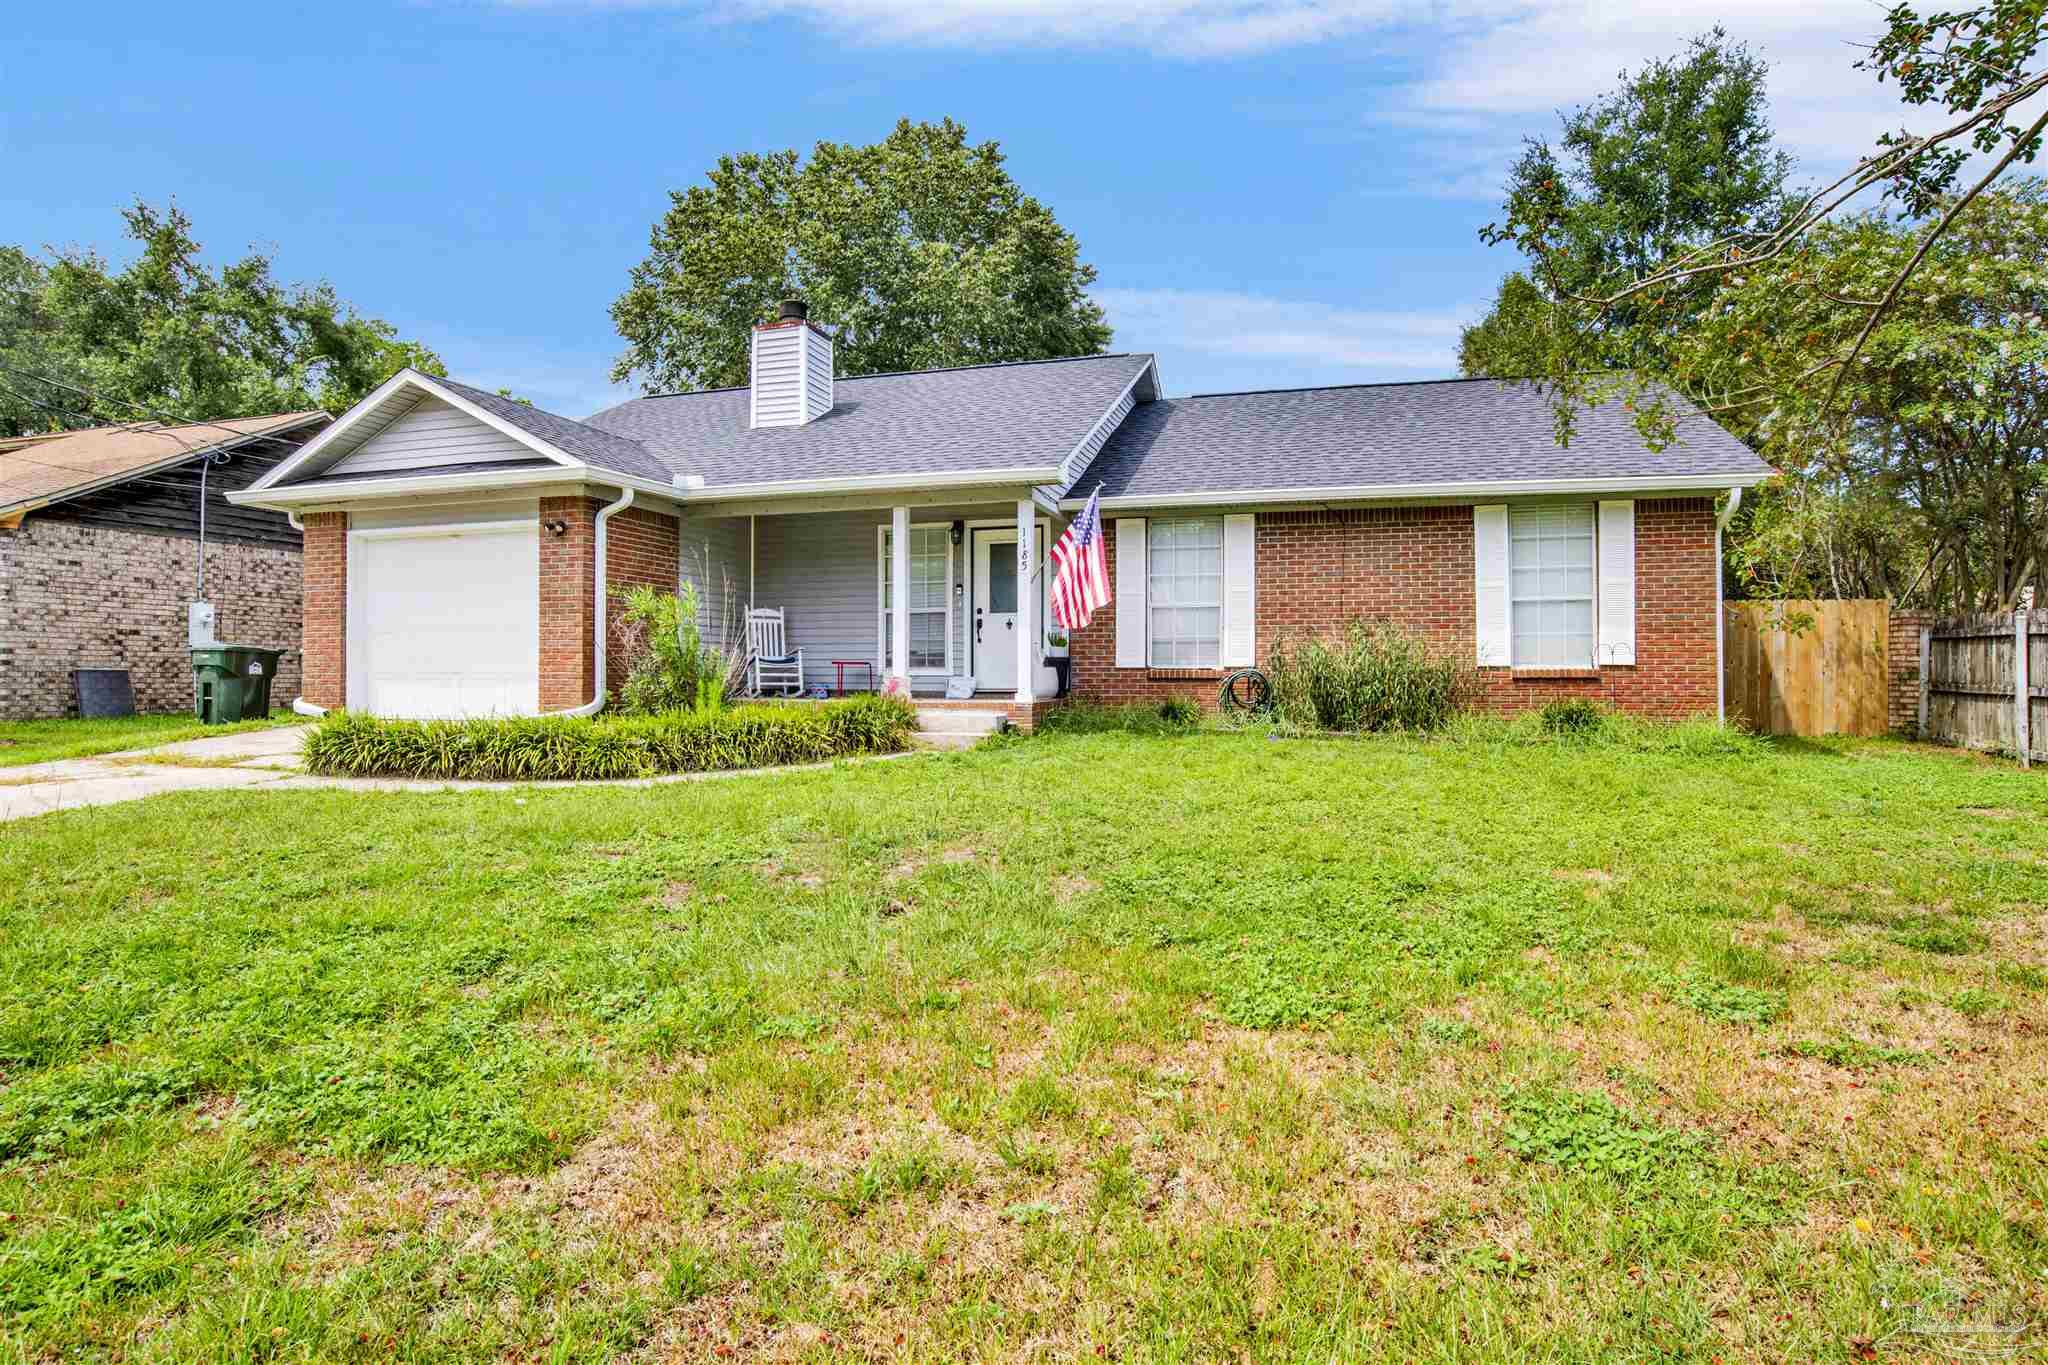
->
[1114, 518, 1147, 667]
[1509, 505, 1597, 668]
[1148, 517, 1223, 667]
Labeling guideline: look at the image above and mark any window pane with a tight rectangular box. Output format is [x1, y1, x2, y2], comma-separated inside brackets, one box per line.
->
[910, 611, 945, 670]
[1149, 517, 1222, 666]
[1507, 504, 1595, 667]
[987, 542, 1017, 613]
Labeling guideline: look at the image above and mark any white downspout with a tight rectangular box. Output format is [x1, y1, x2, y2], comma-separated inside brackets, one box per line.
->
[1715, 486, 1744, 724]
[551, 487, 635, 717]
[283, 510, 329, 717]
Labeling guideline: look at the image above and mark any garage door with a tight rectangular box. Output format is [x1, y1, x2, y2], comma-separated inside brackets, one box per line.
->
[352, 522, 540, 718]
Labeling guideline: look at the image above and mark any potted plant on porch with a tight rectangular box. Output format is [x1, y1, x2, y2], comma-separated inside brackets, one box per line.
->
[1044, 631, 1071, 699]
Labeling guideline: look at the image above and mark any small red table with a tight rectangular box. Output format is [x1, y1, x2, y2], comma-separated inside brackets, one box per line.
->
[830, 660, 874, 696]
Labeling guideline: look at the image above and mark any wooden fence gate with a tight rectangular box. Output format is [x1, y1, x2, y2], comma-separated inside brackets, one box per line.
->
[1723, 599, 1890, 736]
[1920, 610, 2048, 767]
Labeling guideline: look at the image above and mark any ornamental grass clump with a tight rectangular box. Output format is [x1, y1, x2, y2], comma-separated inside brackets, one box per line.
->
[1264, 621, 1469, 733]
[302, 695, 917, 781]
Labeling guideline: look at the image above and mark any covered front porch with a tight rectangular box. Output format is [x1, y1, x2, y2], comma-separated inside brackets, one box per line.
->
[683, 492, 1069, 704]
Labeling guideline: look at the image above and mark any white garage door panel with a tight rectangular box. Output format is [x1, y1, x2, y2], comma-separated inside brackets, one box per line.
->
[354, 525, 540, 718]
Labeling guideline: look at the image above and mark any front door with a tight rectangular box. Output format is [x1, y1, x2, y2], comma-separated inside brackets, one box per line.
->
[972, 529, 1020, 692]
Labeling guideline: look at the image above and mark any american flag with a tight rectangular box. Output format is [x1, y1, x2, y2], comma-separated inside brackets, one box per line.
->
[1050, 487, 1110, 630]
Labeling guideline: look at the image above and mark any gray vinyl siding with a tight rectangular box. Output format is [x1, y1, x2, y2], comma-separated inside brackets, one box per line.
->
[324, 396, 533, 476]
[678, 514, 749, 652]
[803, 327, 834, 417]
[1062, 389, 1135, 489]
[752, 505, 1027, 694]
[750, 328, 805, 428]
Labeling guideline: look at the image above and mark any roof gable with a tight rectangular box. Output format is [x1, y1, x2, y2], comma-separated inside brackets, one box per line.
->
[255, 370, 663, 492]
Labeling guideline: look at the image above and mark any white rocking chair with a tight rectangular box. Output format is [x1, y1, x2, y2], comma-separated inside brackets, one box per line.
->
[746, 607, 806, 696]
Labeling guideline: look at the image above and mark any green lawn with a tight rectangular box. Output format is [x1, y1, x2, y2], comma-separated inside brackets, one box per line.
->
[0, 711, 297, 768]
[1, 727, 2044, 1361]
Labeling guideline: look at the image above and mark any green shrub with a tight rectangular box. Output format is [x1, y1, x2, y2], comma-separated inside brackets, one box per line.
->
[301, 695, 918, 781]
[610, 583, 743, 716]
[1539, 698, 1608, 738]
[1265, 622, 1468, 733]
[1037, 701, 1201, 736]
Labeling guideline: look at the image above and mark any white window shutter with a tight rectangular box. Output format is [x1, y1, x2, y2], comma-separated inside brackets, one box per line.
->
[1221, 514, 1256, 667]
[1597, 500, 1636, 665]
[1473, 504, 1510, 666]
[1114, 518, 1148, 668]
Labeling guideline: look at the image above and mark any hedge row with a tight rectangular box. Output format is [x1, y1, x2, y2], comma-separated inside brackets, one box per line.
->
[301, 695, 919, 781]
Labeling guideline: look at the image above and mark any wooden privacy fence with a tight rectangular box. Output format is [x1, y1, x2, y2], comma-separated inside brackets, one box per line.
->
[1723, 600, 1891, 737]
[1919, 610, 2047, 767]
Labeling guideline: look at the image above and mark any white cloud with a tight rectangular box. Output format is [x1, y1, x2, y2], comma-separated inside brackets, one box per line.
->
[496, 0, 2007, 178]
[519, 0, 1420, 58]
[1096, 286, 1470, 388]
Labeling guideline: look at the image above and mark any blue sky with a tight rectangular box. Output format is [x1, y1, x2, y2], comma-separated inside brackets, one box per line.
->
[5, 1, 1922, 418]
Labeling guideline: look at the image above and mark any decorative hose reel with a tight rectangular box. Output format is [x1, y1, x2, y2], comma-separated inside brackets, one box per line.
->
[1218, 667, 1271, 715]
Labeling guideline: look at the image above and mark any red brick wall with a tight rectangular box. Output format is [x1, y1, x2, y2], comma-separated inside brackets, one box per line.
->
[1888, 608, 1932, 736]
[604, 504, 681, 694]
[538, 497, 597, 711]
[1067, 498, 1720, 718]
[301, 511, 347, 710]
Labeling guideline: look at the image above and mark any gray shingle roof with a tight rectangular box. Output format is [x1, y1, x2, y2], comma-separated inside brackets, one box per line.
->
[582, 353, 1153, 488]
[427, 375, 675, 483]
[1068, 378, 1772, 501]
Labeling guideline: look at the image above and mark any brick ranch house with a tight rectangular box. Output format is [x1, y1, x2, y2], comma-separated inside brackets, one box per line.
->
[230, 303, 1771, 728]
[0, 413, 328, 720]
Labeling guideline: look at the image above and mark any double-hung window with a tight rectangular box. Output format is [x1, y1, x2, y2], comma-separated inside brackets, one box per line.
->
[1148, 516, 1223, 667]
[1508, 505, 1596, 668]
[881, 525, 951, 672]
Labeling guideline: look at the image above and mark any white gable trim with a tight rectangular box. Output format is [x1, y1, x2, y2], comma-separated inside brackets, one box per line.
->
[246, 369, 583, 493]
[1059, 357, 1155, 489]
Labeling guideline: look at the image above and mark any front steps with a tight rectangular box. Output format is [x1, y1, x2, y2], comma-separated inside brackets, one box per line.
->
[912, 702, 1007, 750]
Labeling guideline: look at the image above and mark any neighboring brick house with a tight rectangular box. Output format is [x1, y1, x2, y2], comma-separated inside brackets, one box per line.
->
[231, 301, 1770, 726]
[0, 413, 328, 719]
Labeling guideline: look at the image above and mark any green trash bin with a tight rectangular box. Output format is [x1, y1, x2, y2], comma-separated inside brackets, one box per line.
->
[192, 645, 283, 723]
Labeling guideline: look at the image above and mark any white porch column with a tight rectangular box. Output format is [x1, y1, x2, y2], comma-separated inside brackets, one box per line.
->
[1015, 498, 1036, 705]
[890, 504, 911, 689]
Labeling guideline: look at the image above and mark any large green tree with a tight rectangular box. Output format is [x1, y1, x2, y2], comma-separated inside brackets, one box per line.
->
[1673, 182, 2048, 611]
[1462, 29, 1795, 385]
[1479, 1, 2048, 445]
[0, 201, 442, 437]
[610, 118, 1112, 392]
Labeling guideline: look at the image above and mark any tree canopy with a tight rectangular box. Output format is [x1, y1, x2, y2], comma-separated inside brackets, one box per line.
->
[0, 201, 442, 438]
[609, 118, 1112, 393]
[1477, 1, 2048, 444]
[1679, 182, 2048, 610]
[1462, 29, 1795, 385]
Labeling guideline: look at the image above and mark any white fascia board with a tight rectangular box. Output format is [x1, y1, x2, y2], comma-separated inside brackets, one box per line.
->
[686, 465, 1064, 501]
[1059, 469, 1775, 512]
[226, 464, 680, 510]
[1057, 360, 1152, 487]
[244, 369, 583, 492]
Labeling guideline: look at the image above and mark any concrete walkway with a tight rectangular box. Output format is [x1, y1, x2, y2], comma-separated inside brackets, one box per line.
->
[0, 725, 315, 823]
[0, 724, 927, 823]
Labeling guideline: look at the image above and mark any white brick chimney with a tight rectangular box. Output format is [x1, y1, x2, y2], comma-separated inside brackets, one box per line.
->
[749, 299, 834, 428]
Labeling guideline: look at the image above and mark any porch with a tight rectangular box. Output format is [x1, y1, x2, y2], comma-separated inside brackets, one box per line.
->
[683, 496, 1070, 705]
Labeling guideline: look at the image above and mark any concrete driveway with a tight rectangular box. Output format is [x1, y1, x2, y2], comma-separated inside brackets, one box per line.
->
[0, 725, 312, 823]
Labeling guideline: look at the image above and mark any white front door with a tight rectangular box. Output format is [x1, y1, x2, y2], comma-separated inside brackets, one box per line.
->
[973, 529, 1018, 692]
[974, 528, 1028, 692]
